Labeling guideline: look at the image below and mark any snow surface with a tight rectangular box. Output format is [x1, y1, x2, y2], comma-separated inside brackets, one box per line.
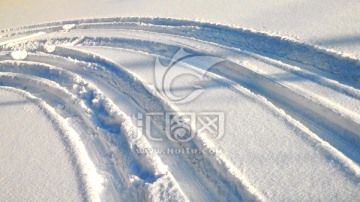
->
[0, 1, 360, 202]
[0, 88, 84, 201]
[10, 50, 27, 60]
[74, 44, 359, 201]
[0, 0, 360, 58]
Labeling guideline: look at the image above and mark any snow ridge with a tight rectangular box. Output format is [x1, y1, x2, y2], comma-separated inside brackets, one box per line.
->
[1, 17, 359, 201]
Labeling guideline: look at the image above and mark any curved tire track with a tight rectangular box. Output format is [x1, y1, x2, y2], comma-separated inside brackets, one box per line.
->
[1, 17, 360, 201]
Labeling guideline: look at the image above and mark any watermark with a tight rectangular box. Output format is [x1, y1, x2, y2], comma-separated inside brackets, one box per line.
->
[135, 147, 222, 156]
[135, 112, 224, 142]
[134, 49, 227, 143]
[153, 48, 225, 104]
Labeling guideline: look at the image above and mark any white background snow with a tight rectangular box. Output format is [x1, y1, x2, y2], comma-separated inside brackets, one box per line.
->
[0, 0, 359, 201]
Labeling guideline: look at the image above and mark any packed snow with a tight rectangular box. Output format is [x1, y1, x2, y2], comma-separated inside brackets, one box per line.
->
[0, 88, 84, 201]
[0, 1, 359, 202]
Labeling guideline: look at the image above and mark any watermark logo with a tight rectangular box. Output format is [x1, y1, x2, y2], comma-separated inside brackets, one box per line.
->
[197, 112, 225, 141]
[153, 48, 224, 104]
[135, 112, 224, 142]
[166, 112, 196, 142]
[135, 49, 226, 143]
[135, 147, 222, 156]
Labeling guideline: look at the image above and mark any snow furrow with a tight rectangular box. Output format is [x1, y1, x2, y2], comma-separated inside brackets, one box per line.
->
[0, 69, 187, 201]
[79, 48, 358, 200]
[0, 86, 99, 202]
[23, 48, 265, 201]
[2, 17, 359, 82]
[1, 17, 359, 201]
[39, 31, 360, 163]
[62, 31, 360, 152]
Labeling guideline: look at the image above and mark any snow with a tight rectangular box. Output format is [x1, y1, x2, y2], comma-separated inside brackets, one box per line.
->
[0, 1, 359, 202]
[76, 46, 359, 201]
[1, 0, 360, 58]
[0, 88, 84, 201]
[62, 24, 76, 31]
[44, 43, 56, 53]
[10, 50, 27, 60]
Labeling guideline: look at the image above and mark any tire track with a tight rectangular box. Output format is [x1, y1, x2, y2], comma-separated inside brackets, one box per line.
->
[1, 17, 359, 201]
